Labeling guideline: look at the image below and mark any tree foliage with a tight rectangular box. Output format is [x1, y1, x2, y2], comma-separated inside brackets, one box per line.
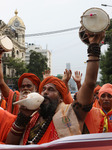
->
[7, 57, 28, 76]
[100, 19, 112, 84]
[27, 51, 49, 81]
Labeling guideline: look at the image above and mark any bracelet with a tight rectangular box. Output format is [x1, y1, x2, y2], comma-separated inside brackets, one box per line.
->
[10, 123, 25, 136]
[88, 54, 99, 57]
[72, 101, 93, 112]
[86, 59, 100, 63]
[87, 43, 101, 57]
[15, 112, 31, 127]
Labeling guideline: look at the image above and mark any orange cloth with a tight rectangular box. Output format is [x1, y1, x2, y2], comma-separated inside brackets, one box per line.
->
[64, 91, 73, 104]
[39, 76, 68, 103]
[99, 109, 112, 133]
[98, 83, 112, 99]
[94, 85, 101, 93]
[38, 121, 59, 144]
[1, 99, 7, 110]
[5, 89, 20, 115]
[18, 73, 41, 90]
[0, 109, 16, 143]
[85, 107, 112, 133]
[23, 112, 59, 145]
[93, 99, 101, 108]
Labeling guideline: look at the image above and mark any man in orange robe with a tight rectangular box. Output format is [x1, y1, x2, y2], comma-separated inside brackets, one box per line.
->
[0, 109, 16, 143]
[6, 31, 104, 145]
[85, 83, 112, 133]
[0, 51, 41, 115]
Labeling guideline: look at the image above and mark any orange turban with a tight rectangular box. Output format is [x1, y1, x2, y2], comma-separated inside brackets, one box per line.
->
[39, 76, 68, 103]
[98, 83, 112, 99]
[94, 85, 101, 93]
[18, 73, 41, 89]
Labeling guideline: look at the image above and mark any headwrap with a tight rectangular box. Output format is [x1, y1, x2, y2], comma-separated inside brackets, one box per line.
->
[94, 85, 101, 94]
[98, 83, 112, 99]
[18, 73, 41, 90]
[39, 76, 68, 103]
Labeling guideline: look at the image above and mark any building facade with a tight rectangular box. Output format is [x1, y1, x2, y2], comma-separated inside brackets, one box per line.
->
[25, 43, 52, 73]
[0, 10, 26, 78]
[0, 10, 52, 88]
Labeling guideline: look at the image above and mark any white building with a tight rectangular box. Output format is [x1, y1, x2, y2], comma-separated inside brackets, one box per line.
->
[1, 10, 26, 78]
[25, 43, 52, 73]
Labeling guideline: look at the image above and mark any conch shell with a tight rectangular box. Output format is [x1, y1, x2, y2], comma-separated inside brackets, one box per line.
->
[13, 92, 44, 110]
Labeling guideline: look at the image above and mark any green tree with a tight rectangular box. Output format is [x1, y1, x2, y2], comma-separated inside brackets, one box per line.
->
[3, 57, 28, 90]
[27, 51, 49, 80]
[100, 19, 112, 84]
[7, 57, 28, 76]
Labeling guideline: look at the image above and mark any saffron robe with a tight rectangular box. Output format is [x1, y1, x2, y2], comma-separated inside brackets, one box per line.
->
[4, 89, 20, 115]
[0, 109, 16, 143]
[22, 102, 81, 145]
[85, 107, 112, 133]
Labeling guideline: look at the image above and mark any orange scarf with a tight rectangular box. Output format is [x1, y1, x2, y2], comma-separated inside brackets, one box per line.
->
[23, 112, 59, 145]
[99, 109, 112, 133]
[1, 99, 7, 110]
[0, 109, 16, 143]
[23, 112, 58, 145]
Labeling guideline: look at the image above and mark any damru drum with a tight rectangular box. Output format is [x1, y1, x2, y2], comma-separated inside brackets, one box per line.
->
[0, 35, 13, 52]
[79, 7, 110, 45]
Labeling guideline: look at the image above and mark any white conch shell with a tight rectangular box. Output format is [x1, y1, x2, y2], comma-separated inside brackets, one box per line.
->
[13, 92, 44, 110]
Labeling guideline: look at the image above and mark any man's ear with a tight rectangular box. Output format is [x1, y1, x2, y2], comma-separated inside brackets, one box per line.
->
[59, 96, 63, 103]
[35, 86, 38, 92]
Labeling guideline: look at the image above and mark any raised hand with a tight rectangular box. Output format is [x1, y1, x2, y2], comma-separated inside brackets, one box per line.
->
[72, 71, 82, 83]
[72, 71, 82, 90]
[87, 31, 105, 44]
[42, 69, 51, 79]
[62, 69, 72, 84]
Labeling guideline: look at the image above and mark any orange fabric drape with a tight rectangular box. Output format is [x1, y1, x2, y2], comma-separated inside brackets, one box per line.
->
[99, 109, 112, 133]
[0, 109, 16, 143]
[1, 99, 7, 110]
[93, 99, 101, 108]
[64, 92, 73, 104]
[38, 121, 59, 144]
[85, 107, 112, 133]
[85, 107, 103, 133]
[5, 89, 20, 115]
[23, 112, 59, 145]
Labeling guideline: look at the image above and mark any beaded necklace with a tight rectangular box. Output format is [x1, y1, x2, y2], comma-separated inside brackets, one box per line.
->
[27, 115, 53, 144]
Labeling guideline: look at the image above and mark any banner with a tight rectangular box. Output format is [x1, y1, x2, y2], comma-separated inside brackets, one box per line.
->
[0, 133, 112, 150]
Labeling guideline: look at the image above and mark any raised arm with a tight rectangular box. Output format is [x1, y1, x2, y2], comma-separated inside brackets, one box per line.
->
[0, 49, 10, 98]
[72, 32, 105, 122]
[62, 69, 72, 92]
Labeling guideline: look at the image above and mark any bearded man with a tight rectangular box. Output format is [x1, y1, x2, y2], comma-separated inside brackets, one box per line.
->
[6, 32, 105, 145]
[0, 51, 40, 115]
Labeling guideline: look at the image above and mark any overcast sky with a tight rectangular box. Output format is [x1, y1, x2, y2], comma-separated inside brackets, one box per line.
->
[0, 0, 112, 83]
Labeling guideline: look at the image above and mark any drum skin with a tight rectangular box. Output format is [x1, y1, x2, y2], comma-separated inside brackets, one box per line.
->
[79, 7, 110, 45]
[0, 35, 13, 52]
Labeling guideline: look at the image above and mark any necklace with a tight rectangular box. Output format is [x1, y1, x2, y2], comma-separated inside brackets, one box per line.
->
[27, 115, 52, 144]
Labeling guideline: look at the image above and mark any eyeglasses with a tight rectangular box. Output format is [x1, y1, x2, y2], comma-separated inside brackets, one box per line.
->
[21, 84, 32, 89]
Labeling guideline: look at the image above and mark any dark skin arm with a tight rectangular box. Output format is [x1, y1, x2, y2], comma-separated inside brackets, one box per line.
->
[0, 48, 10, 98]
[6, 105, 37, 145]
[72, 32, 105, 131]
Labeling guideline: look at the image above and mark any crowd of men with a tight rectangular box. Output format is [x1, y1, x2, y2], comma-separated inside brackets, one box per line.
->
[0, 31, 112, 146]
